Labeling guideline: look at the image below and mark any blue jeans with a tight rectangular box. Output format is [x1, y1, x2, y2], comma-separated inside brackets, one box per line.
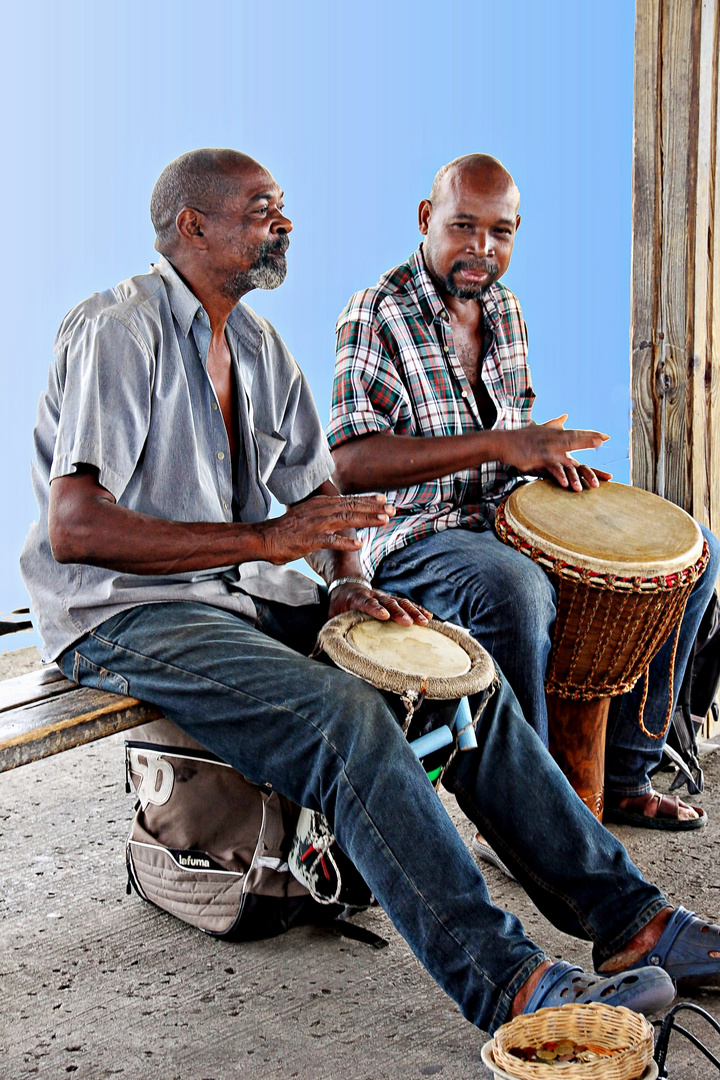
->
[59, 599, 666, 1034]
[375, 524, 720, 796]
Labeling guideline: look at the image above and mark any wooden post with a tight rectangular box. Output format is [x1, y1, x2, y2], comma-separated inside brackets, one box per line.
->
[631, 0, 720, 735]
[630, 0, 720, 533]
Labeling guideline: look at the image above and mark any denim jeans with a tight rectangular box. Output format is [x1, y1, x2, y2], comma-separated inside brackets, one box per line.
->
[59, 599, 666, 1034]
[375, 524, 720, 797]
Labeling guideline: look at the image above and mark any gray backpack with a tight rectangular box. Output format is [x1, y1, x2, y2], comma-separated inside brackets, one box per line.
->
[124, 719, 376, 943]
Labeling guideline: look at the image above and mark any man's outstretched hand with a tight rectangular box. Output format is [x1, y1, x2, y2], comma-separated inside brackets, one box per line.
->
[259, 493, 398, 564]
[498, 415, 612, 492]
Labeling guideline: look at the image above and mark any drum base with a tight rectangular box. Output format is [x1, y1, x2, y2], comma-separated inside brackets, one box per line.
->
[546, 696, 610, 820]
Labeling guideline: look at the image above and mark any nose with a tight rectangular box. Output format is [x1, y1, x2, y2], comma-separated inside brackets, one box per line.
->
[274, 210, 293, 234]
[467, 229, 494, 256]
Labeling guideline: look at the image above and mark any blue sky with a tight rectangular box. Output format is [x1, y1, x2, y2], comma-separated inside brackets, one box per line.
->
[0, 0, 635, 653]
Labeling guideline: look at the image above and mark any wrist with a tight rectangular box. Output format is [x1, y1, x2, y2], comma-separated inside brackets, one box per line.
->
[327, 575, 370, 594]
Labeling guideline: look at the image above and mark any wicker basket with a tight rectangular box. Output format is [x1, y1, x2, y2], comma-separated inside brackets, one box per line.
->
[491, 1004, 654, 1080]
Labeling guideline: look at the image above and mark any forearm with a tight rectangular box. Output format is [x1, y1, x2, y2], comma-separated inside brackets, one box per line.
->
[332, 430, 508, 494]
[49, 471, 397, 575]
[303, 479, 368, 584]
[50, 488, 268, 574]
[306, 543, 368, 585]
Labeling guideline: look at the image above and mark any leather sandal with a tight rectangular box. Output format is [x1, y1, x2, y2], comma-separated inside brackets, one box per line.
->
[630, 906, 720, 988]
[522, 960, 675, 1016]
[603, 790, 708, 830]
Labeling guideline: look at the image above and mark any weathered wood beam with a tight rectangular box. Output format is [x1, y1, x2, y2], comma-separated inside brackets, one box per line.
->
[0, 667, 162, 772]
[631, 0, 720, 533]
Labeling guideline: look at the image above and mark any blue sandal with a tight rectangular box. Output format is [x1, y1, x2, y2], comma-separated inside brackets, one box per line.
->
[633, 907, 720, 988]
[523, 960, 675, 1016]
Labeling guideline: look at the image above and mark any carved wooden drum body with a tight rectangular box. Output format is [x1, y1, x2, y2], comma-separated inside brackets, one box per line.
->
[496, 480, 708, 818]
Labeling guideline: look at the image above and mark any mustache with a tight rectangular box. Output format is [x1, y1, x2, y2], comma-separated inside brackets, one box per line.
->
[259, 235, 290, 258]
[451, 257, 499, 278]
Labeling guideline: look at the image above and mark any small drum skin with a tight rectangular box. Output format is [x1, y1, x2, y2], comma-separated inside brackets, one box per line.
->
[496, 480, 708, 819]
[316, 614, 497, 781]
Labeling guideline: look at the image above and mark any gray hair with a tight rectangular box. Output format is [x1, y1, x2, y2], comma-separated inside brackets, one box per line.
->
[150, 148, 259, 252]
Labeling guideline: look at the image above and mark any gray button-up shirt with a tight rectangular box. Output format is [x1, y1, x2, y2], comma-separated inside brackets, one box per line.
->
[21, 257, 334, 662]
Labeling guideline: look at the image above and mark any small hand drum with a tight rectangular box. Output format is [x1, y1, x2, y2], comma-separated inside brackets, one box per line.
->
[317, 614, 497, 780]
[496, 480, 708, 818]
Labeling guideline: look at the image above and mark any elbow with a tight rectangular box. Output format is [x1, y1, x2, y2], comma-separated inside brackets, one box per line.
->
[331, 449, 360, 494]
[48, 504, 94, 564]
[49, 519, 85, 564]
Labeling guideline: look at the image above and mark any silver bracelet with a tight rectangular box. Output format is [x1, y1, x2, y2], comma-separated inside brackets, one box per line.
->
[327, 576, 371, 594]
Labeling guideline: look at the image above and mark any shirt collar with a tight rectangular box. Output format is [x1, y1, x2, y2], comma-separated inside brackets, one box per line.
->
[153, 256, 263, 349]
[409, 245, 501, 328]
[153, 256, 205, 337]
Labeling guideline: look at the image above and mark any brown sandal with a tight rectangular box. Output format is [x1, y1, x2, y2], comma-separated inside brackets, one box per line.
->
[604, 790, 708, 830]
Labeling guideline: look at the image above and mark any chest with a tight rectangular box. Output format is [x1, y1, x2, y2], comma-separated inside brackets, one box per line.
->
[450, 321, 484, 387]
[206, 334, 239, 462]
[447, 318, 497, 429]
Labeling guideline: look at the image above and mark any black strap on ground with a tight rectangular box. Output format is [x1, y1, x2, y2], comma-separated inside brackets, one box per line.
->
[653, 1002, 720, 1076]
[331, 910, 388, 949]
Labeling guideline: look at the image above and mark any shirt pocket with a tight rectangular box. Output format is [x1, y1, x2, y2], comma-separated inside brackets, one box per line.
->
[254, 430, 287, 485]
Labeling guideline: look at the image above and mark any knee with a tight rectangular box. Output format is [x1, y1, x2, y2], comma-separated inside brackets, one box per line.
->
[482, 556, 556, 627]
[696, 524, 720, 601]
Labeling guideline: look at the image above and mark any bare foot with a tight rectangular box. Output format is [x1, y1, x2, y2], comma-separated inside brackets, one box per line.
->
[614, 791, 700, 822]
[510, 960, 554, 1017]
[598, 906, 674, 974]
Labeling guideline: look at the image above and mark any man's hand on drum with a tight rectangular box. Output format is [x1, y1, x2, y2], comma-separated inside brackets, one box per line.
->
[499, 415, 613, 492]
[286, 485, 430, 626]
[327, 580, 431, 626]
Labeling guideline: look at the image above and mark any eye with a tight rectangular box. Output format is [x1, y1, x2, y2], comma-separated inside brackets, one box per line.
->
[453, 222, 472, 229]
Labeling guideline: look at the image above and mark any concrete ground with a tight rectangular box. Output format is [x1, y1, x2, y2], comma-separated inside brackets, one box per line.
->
[2, 645, 720, 1080]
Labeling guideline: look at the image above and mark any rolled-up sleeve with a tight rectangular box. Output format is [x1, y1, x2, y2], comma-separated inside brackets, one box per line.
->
[50, 313, 154, 501]
[327, 315, 405, 449]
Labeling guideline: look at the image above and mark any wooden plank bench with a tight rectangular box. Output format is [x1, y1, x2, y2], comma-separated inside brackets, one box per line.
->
[0, 663, 162, 772]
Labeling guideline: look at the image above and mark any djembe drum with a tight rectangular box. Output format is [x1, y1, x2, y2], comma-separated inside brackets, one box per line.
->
[495, 480, 708, 819]
[289, 615, 498, 904]
[316, 613, 497, 779]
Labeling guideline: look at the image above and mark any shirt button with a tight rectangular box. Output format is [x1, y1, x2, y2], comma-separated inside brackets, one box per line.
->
[461, 389, 469, 398]
[223, 501, 229, 510]
[217, 451, 225, 460]
[443, 345, 449, 353]
[211, 402, 218, 411]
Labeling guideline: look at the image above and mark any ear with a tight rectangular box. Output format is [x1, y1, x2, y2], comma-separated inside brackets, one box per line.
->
[418, 199, 432, 236]
[175, 207, 209, 249]
[515, 214, 521, 233]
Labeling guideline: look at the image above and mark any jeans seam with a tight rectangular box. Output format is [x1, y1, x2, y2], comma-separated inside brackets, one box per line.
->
[452, 773, 601, 943]
[337, 765, 528, 1008]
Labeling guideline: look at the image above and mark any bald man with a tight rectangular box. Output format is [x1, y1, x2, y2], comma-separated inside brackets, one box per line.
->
[328, 154, 719, 842]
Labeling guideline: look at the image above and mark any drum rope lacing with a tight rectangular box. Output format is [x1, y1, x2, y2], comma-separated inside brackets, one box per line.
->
[495, 502, 710, 593]
[496, 501, 710, 739]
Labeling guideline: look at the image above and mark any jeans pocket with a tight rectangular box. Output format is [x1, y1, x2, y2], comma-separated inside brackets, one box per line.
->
[72, 651, 130, 695]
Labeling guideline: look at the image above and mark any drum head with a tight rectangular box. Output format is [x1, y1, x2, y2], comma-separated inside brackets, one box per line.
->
[317, 613, 495, 699]
[502, 480, 703, 576]
[347, 620, 471, 678]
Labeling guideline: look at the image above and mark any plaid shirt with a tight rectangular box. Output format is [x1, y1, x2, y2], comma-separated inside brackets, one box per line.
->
[327, 247, 535, 578]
